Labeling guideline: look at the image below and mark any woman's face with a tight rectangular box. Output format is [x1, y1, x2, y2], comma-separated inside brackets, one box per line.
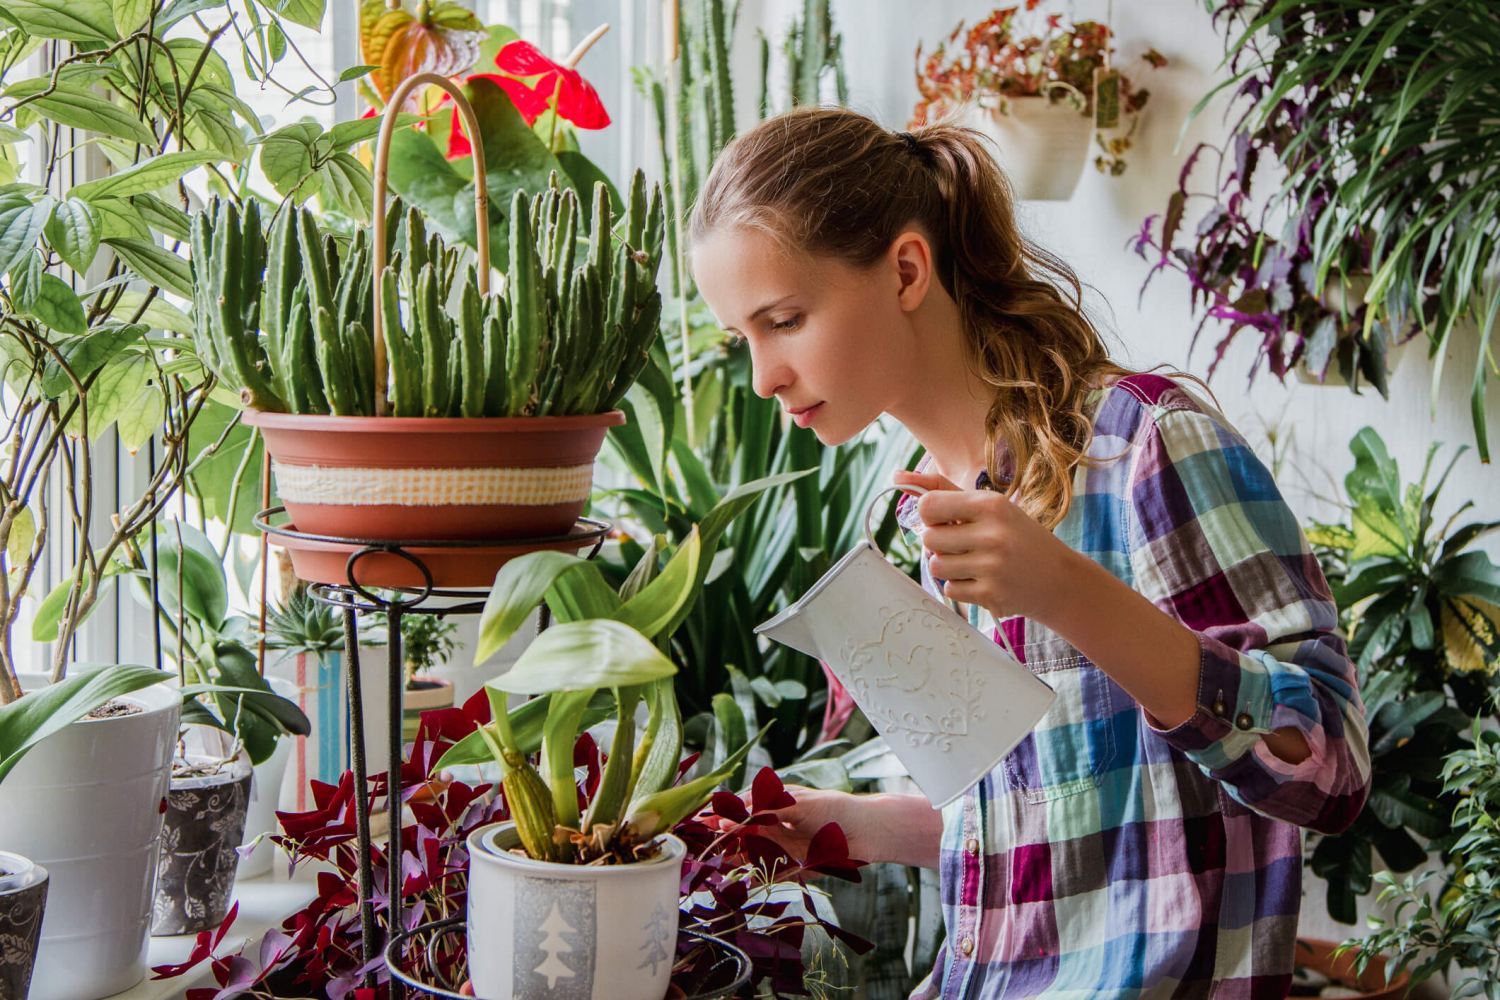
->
[691, 226, 921, 446]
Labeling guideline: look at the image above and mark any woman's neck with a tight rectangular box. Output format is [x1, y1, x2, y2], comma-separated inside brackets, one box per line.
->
[885, 293, 998, 490]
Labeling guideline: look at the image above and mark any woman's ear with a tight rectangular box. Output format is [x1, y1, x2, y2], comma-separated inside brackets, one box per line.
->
[891, 229, 934, 314]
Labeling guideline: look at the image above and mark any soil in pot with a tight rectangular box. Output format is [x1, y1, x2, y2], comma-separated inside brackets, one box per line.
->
[0, 851, 48, 1000]
[85, 699, 142, 720]
[151, 755, 254, 936]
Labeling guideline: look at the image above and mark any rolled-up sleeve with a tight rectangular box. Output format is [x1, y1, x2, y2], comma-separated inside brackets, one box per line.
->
[1126, 406, 1371, 835]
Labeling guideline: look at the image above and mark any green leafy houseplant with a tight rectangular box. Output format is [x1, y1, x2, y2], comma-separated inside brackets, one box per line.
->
[1303, 427, 1499, 923]
[1338, 716, 1500, 999]
[0, 0, 344, 720]
[1163, 1, 1500, 456]
[399, 612, 457, 689]
[190, 170, 664, 418]
[435, 471, 804, 863]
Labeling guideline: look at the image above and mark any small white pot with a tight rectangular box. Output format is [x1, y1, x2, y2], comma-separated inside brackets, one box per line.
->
[466, 822, 685, 1000]
[964, 96, 1094, 201]
[0, 675, 179, 1000]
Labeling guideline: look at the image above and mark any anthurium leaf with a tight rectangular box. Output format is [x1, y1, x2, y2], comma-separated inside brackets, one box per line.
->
[0, 193, 51, 277]
[555, 150, 622, 233]
[474, 551, 620, 664]
[29, 83, 155, 145]
[433, 688, 614, 771]
[44, 198, 101, 273]
[0, 664, 170, 782]
[145, 519, 228, 630]
[103, 237, 192, 297]
[488, 619, 676, 695]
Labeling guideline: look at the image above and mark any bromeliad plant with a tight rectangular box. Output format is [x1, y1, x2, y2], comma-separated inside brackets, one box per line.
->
[190, 170, 664, 418]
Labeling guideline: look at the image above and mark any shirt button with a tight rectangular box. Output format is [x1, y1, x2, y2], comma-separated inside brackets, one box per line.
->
[960, 937, 975, 956]
[1236, 712, 1255, 731]
[965, 838, 980, 856]
[1211, 697, 1227, 718]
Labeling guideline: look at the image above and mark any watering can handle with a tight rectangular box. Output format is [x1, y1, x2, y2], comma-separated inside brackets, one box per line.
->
[864, 484, 927, 552]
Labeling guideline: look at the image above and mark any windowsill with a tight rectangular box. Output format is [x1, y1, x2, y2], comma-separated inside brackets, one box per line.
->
[107, 858, 321, 999]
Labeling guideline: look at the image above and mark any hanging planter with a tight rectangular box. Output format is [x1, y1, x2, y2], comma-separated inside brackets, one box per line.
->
[192, 72, 665, 588]
[964, 98, 1094, 202]
[151, 756, 254, 936]
[0, 851, 47, 1000]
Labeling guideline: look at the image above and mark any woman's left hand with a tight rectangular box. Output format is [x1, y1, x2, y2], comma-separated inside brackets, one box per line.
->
[894, 469, 1083, 625]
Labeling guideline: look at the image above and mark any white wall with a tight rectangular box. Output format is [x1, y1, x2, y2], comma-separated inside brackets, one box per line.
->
[749, 0, 1498, 545]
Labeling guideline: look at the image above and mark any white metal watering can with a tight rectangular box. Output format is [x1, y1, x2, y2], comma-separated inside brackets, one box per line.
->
[755, 486, 1056, 807]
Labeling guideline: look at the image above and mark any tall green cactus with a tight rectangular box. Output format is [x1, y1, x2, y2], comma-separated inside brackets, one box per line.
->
[189, 176, 664, 420]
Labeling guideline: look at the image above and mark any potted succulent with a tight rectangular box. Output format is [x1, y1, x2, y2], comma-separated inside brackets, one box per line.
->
[263, 583, 390, 812]
[911, 3, 1164, 199]
[192, 155, 664, 586]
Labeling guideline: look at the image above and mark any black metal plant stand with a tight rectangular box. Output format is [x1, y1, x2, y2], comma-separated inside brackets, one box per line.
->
[253, 509, 612, 1000]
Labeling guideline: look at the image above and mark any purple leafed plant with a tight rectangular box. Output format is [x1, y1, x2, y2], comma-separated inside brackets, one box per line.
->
[1133, 2, 1428, 396]
[150, 694, 869, 998]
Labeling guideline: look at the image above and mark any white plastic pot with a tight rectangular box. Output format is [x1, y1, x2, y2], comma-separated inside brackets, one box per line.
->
[964, 97, 1094, 201]
[0, 675, 179, 1000]
[466, 822, 685, 1000]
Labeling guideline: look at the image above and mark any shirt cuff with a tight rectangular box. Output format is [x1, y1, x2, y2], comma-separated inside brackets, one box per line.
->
[1147, 631, 1278, 769]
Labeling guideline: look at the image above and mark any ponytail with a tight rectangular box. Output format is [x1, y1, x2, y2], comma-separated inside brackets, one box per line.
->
[691, 106, 1133, 529]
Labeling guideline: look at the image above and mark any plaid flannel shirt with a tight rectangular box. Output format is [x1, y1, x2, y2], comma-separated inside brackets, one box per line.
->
[897, 373, 1371, 1000]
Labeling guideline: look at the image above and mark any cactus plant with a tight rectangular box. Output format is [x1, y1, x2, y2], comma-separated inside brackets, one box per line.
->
[188, 170, 664, 419]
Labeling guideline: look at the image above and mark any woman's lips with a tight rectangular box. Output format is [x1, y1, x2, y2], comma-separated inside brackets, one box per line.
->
[790, 402, 823, 428]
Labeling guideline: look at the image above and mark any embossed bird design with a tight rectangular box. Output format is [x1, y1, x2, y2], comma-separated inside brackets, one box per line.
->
[876, 644, 935, 693]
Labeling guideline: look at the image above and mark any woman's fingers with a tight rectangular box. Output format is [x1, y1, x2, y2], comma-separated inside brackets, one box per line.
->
[919, 520, 992, 555]
[894, 469, 962, 492]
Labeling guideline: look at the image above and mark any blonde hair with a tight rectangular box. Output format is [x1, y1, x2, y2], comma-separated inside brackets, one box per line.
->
[690, 105, 1135, 529]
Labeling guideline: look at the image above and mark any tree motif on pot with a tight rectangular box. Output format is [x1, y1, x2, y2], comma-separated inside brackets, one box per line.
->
[513, 877, 596, 1000]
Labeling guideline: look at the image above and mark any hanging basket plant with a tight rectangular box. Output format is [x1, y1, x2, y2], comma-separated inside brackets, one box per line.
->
[189, 74, 665, 587]
[910, 3, 1165, 199]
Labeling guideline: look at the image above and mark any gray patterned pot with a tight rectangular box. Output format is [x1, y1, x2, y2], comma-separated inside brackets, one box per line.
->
[0, 851, 47, 1000]
[150, 757, 253, 936]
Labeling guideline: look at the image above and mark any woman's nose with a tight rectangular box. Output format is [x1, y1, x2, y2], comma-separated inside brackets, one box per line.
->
[749, 344, 791, 400]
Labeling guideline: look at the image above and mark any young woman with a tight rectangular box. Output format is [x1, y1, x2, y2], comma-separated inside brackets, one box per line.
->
[691, 107, 1371, 999]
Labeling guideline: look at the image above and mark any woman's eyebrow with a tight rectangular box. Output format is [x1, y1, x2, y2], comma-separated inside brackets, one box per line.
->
[723, 295, 794, 334]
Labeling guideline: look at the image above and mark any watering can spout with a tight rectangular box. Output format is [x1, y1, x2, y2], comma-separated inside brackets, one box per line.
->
[753, 607, 821, 660]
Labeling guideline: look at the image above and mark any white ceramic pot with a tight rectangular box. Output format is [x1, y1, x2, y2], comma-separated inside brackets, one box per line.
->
[964, 97, 1094, 201]
[0, 676, 179, 1000]
[467, 822, 685, 1000]
[755, 487, 1057, 807]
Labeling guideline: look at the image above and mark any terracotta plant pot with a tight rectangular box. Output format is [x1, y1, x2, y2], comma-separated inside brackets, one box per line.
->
[150, 756, 254, 936]
[965, 96, 1094, 201]
[245, 411, 624, 543]
[1291, 937, 1410, 1000]
[467, 822, 685, 1000]
[0, 851, 47, 1000]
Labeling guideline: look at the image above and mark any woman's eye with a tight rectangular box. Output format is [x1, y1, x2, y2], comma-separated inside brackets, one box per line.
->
[770, 315, 800, 332]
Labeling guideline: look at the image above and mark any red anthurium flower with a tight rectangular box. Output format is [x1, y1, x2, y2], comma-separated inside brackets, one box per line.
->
[494, 40, 610, 129]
